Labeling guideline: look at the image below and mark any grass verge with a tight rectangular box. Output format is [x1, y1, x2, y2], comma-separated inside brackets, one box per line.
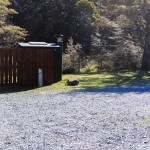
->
[36, 71, 150, 93]
[1, 71, 150, 94]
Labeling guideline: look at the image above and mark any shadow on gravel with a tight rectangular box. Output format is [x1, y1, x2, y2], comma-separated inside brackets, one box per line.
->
[0, 86, 36, 94]
[69, 83, 150, 94]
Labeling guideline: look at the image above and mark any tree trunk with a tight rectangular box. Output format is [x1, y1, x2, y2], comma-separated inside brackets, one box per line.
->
[141, 1, 150, 70]
[141, 42, 150, 70]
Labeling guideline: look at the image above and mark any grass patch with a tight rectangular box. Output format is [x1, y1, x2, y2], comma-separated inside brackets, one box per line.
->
[2, 71, 150, 94]
[35, 71, 150, 93]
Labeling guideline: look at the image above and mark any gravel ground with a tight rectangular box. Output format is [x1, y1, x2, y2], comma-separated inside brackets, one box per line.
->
[0, 83, 150, 150]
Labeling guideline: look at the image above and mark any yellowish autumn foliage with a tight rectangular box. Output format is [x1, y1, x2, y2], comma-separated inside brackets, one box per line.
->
[0, 0, 26, 47]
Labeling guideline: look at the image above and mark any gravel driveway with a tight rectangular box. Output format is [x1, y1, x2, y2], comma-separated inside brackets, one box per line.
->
[0, 83, 150, 150]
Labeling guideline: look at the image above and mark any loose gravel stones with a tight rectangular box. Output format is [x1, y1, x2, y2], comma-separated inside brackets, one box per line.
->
[0, 83, 150, 149]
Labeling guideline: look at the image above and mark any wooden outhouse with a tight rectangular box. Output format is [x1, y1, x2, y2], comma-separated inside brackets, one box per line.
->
[0, 42, 62, 86]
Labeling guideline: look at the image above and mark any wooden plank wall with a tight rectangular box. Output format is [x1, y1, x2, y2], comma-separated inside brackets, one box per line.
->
[0, 48, 54, 86]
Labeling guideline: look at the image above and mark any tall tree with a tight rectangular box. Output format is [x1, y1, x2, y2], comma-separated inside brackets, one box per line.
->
[140, 0, 150, 70]
[0, 0, 26, 47]
[13, 0, 97, 54]
[12, 0, 148, 70]
[90, 0, 143, 70]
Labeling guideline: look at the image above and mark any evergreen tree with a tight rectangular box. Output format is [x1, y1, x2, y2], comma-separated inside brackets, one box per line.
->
[0, 0, 26, 47]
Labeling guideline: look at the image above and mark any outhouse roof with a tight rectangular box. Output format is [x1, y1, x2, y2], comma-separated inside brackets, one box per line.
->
[18, 42, 60, 48]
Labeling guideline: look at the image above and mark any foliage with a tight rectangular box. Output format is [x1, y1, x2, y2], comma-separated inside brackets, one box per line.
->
[89, 0, 148, 71]
[35, 71, 150, 93]
[113, 40, 143, 70]
[11, 0, 150, 70]
[80, 59, 98, 73]
[0, 0, 26, 47]
[63, 37, 82, 73]
[76, 0, 98, 16]
[13, 0, 96, 54]
[3, 71, 150, 94]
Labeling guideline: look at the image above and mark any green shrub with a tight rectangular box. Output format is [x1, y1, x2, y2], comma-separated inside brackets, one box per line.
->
[80, 60, 98, 73]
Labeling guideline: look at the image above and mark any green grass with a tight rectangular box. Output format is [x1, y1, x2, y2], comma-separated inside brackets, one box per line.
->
[2, 71, 150, 94]
[36, 71, 150, 93]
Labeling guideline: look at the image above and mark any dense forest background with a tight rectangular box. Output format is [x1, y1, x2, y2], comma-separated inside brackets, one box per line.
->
[1, 0, 150, 72]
